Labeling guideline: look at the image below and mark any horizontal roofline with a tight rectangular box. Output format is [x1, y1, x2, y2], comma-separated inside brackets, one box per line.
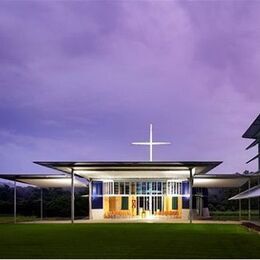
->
[34, 161, 222, 166]
[34, 161, 222, 177]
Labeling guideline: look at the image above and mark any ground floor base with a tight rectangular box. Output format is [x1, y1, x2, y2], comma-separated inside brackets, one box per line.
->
[91, 195, 210, 220]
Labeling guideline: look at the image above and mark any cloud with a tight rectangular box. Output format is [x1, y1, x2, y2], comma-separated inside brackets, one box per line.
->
[0, 1, 259, 173]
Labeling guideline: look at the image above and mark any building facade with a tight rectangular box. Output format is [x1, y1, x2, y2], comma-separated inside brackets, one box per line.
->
[91, 179, 209, 220]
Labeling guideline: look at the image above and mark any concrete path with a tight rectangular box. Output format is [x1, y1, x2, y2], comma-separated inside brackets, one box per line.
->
[22, 218, 242, 224]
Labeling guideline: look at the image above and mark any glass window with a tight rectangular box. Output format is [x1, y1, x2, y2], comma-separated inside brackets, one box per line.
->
[178, 183, 182, 194]
[147, 182, 152, 194]
[114, 182, 119, 194]
[131, 182, 136, 194]
[125, 182, 130, 194]
[120, 182, 124, 194]
[137, 182, 142, 194]
[142, 182, 146, 194]
[158, 182, 162, 194]
[163, 182, 166, 194]
[103, 182, 114, 195]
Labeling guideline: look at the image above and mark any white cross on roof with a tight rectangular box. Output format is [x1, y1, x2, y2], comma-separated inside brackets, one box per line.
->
[132, 124, 171, 161]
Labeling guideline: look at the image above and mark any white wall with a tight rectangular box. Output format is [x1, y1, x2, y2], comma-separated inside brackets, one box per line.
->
[91, 209, 104, 220]
[182, 209, 189, 220]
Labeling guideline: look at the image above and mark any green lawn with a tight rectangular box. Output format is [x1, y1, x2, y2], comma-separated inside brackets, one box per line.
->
[0, 215, 38, 224]
[0, 224, 259, 258]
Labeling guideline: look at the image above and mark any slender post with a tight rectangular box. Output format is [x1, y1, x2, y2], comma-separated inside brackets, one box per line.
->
[248, 178, 251, 221]
[150, 124, 153, 162]
[89, 180, 92, 219]
[71, 169, 75, 224]
[258, 175, 260, 220]
[189, 168, 193, 224]
[257, 143, 260, 219]
[40, 188, 43, 221]
[238, 187, 241, 221]
[258, 142, 260, 171]
[14, 179, 16, 224]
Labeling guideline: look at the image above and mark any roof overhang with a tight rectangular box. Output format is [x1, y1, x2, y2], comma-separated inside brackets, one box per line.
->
[193, 174, 249, 188]
[0, 174, 86, 188]
[34, 161, 222, 180]
[229, 185, 260, 200]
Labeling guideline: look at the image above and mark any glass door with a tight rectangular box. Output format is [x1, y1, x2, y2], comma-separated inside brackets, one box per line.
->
[137, 196, 151, 216]
[151, 196, 162, 214]
[137, 196, 163, 216]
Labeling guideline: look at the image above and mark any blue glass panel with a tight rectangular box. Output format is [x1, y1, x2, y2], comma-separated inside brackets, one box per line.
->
[182, 181, 189, 195]
[92, 181, 103, 209]
[92, 181, 103, 196]
[203, 188, 208, 207]
[182, 196, 189, 209]
[182, 181, 189, 209]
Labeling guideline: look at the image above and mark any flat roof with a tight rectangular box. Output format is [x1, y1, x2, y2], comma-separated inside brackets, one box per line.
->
[193, 174, 250, 188]
[242, 114, 260, 139]
[229, 185, 260, 200]
[0, 174, 86, 188]
[34, 161, 222, 180]
[0, 172, 255, 189]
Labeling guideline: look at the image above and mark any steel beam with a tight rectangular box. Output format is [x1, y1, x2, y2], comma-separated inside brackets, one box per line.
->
[238, 187, 241, 221]
[189, 168, 193, 224]
[71, 169, 75, 223]
[248, 178, 251, 221]
[14, 179, 16, 224]
[89, 180, 92, 219]
[40, 188, 43, 221]
[258, 143, 260, 219]
[259, 142, 260, 170]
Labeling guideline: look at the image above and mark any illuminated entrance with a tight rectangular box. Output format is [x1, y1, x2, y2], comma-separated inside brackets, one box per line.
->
[101, 180, 185, 219]
[136, 196, 163, 216]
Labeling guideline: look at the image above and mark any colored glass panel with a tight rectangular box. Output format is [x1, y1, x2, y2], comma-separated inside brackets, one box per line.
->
[172, 197, 178, 210]
[121, 197, 129, 210]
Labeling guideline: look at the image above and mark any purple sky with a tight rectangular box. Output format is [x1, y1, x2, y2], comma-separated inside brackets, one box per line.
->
[0, 0, 259, 174]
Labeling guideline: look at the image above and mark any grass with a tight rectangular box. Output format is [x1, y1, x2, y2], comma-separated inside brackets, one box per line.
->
[0, 215, 39, 223]
[0, 224, 259, 258]
[0, 215, 73, 224]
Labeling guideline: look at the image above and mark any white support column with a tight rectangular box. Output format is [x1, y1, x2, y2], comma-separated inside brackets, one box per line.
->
[258, 143, 260, 219]
[40, 188, 43, 221]
[248, 178, 251, 221]
[89, 180, 92, 219]
[238, 187, 241, 221]
[189, 168, 193, 224]
[149, 195, 152, 215]
[71, 169, 75, 224]
[14, 179, 16, 224]
[258, 175, 260, 220]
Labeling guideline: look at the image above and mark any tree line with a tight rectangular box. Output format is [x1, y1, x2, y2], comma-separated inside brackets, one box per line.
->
[0, 184, 88, 218]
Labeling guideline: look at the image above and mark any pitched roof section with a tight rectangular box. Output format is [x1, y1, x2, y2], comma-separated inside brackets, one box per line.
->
[242, 114, 260, 139]
[242, 114, 260, 166]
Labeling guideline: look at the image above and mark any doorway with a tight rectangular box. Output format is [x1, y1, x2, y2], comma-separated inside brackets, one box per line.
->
[136, 196, 163, 216]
